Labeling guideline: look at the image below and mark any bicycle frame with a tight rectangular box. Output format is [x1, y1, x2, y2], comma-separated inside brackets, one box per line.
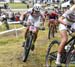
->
[60, 29, 75, 64]
[26, 31, 33, 48]
[65, 24, 75, 53]
[65, 36, 75, 53]
[26, 26, 37, 48]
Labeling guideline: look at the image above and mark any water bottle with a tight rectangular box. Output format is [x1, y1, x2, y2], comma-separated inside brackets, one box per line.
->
[65, 45, 71, 52]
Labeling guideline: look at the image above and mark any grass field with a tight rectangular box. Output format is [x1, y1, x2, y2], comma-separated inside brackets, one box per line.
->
[0, 22, 75, 67]
[0, 22, 61, 67]
[0, 3, 27, 9]
[0, 24, 23, 32]
[9, 3, 27, 9]
[0, 2, 75, 67]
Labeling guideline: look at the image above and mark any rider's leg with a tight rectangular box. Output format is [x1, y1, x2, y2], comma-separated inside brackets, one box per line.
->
[33, 29, 39, 44]
[31, 29, 39, 51]
[56, 30, 68, 65]
[48, 20, 50, 27]
[54, 20, 58, 33]
[49, 19, 55, 37]
[22, 27, 29, 47]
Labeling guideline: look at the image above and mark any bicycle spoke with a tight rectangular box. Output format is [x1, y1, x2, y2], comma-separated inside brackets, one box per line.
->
[45, 40, 59, 67]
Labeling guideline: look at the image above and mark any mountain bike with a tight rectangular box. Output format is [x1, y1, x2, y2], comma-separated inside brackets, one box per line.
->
[48, 21, 58, 39]
[22, 24, 45, 62]
[45, 24, 75, 67]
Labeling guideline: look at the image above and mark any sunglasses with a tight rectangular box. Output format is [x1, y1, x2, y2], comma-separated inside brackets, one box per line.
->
[34, 11, 40, 13]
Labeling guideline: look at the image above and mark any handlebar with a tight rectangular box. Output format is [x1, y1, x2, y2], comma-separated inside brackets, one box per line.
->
[20, 21, 45, 31]
[20, 20, 28, 27]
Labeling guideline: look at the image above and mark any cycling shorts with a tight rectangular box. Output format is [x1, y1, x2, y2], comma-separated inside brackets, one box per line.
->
[59, 19, 73, 31]
[48, 16, 56, 19]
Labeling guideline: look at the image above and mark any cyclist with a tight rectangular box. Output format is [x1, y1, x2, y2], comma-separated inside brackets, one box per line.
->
[55, 0, 75, 67]
[47, 6, 58, 33]
[54, 5, 61, 17]
[20, 4, 45, 51]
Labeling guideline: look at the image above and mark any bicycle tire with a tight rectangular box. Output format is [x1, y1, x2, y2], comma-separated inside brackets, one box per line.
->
[45, 40, 60, 67]
[48, 27, 51, 39]
[48, 25, 55, 39]
[51, 25, 55, 38]
[22, 35, 33, 62]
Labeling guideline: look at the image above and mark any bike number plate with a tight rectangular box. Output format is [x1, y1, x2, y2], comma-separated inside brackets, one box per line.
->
[29, 26, 37, 32]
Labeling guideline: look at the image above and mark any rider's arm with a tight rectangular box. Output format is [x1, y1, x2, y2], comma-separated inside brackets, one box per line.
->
[20, 8, 32, 21]
[26, 15, 33, 26]
[70, 5, 75, 10]
[40, 14, 45, 27]
[58, 16, 67, 26]
[20, 12, 27, 21]
[58, 9, 73, 26]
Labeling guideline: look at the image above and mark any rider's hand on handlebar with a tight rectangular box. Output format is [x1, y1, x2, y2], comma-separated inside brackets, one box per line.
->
[20, 20, 27, 27]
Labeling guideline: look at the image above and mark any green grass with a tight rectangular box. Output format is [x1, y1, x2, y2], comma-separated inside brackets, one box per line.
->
[0, 24, 23, 32]
[0, 22, 57, 67]
[9, 3, 27, 9]
[0, 3, 27, 9]
[0, 22, 75, 67]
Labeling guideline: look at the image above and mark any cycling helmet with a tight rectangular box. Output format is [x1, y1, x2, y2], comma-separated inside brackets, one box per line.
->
[33, 3, 42, 11]
[66, 10, 75, 22]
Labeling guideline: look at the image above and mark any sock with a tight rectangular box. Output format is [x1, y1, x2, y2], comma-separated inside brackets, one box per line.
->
[56, 53, 61, 65]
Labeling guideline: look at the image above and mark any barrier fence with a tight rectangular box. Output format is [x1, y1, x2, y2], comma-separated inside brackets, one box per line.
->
[0, 26, 25, 37]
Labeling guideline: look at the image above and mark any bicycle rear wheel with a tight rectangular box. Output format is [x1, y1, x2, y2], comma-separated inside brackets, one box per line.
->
[22, 35, 33, 62]
[51, 25, 55, 38]
[48, 24, 55, 39]
[45, 40, 60, 67]
[48, 27, 51, 39]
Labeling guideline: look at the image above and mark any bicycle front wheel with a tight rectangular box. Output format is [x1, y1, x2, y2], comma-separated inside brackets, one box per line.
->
[22, 35, 33, 62]
[45, 40, 60, 67]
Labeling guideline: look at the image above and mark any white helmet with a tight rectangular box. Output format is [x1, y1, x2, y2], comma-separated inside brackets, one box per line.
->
[33, 3, 42, 11]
